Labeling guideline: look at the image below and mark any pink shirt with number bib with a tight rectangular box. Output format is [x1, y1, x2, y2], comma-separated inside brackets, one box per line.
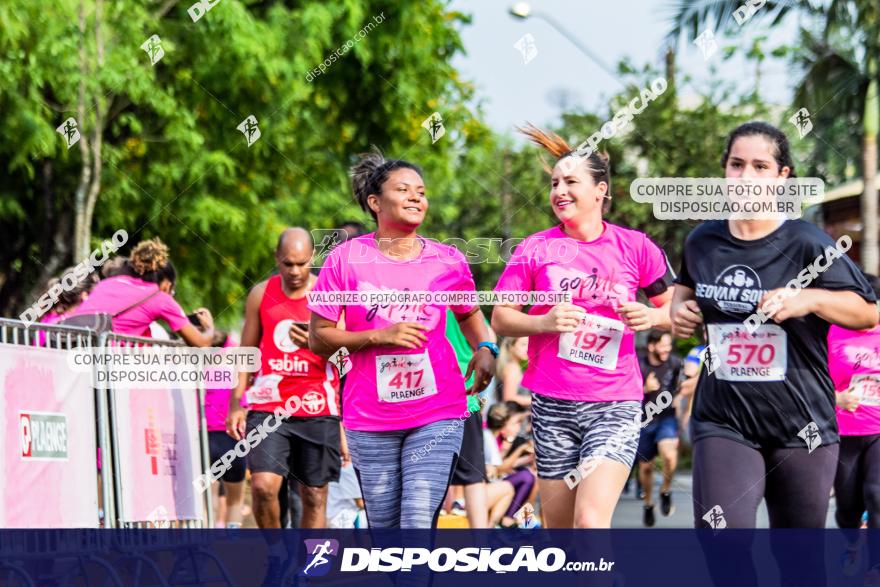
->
[494, 223, 671, 402]
[308, 234, 476, 432]
[829, 324, 880, 436]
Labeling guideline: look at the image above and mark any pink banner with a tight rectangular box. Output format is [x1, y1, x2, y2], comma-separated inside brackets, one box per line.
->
[0, 343, 99, 528]
[112, 382, 204, 523]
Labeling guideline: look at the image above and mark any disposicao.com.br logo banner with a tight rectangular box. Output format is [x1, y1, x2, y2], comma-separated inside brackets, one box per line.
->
[299, 539, 612, 574]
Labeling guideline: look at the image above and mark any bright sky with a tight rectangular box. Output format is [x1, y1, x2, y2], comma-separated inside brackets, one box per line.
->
[451, 0, 802, 135]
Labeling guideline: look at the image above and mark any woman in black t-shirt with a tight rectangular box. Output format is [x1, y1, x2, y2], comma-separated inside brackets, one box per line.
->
[671, 122, 878, 530]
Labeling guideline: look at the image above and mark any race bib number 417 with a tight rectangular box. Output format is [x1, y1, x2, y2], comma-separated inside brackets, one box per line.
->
[375, 352, 439, 403]
[707, 323, 787, 382]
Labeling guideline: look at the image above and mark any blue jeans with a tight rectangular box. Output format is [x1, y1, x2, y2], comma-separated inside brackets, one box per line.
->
[636, 417, 679, 462]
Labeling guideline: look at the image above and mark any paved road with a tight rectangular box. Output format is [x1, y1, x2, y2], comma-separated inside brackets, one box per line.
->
[611, 469, 837, 528]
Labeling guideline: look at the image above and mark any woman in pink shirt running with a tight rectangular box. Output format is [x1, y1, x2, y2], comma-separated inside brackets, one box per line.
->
[830, 274, 880, 570]
[492, 125, 674, 528]
[308, 150, 496, 528]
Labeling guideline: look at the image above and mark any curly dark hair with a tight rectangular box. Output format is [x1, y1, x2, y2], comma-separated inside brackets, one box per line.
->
[124, 237, 176, 285]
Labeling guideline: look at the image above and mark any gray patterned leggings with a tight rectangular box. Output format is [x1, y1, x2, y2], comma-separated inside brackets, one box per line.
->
[346, 419, 463, 528]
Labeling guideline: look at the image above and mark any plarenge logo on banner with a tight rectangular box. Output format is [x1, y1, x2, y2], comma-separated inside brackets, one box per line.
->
[20, 412, 68, 461]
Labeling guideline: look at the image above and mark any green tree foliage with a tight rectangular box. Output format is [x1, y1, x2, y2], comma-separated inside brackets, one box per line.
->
[2, 0, 780, 330]
[666, 0, 880, 271]
[0, 0, 480, 325]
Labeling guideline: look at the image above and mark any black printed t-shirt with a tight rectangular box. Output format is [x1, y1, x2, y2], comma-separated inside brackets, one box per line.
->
[638, 353, 682, 421]
[677, 220, 875, 448]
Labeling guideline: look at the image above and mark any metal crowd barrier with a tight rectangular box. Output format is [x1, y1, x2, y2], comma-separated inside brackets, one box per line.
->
[0, 318, 95, 349]
[102, 331, 213, 530]
[0, 318, 111, 527]
[0, 319, 213, 530]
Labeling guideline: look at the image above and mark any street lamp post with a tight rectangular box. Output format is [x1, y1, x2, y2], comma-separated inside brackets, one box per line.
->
[509, 2, 621, 85]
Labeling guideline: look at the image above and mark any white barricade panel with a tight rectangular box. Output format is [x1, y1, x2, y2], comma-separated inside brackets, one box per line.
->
[0, 343, 99, 527]
[113, 384, 204, 523]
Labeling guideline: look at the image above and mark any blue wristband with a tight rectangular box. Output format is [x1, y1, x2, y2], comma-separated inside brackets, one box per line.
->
[477, 341, 499, 358]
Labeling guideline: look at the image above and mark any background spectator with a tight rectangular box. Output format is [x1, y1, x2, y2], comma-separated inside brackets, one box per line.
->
[69, 237, 215, 346]
[496, 337, 531, 408]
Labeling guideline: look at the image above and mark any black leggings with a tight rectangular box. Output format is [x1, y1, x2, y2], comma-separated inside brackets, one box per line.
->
[835, 434, 880, 528]
[693, 437, 838, 587]
[835, 434, 880, 569]
[693, 436, 838, 528]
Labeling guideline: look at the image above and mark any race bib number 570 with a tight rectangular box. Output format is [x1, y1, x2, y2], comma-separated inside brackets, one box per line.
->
[707, 323, 787, 382]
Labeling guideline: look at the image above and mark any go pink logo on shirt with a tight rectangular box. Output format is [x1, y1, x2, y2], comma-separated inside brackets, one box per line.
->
[359, 281, 440, 326]
[547, 266, 629, 307]
[845, 345, 880, 371]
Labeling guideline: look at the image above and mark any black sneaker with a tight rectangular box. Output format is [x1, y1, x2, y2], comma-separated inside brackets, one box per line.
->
[660, 491, 674, 517]
[643, 504, 655, 527]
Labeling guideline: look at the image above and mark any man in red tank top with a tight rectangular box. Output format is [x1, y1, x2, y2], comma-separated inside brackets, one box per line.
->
[227, 227, 343, 528]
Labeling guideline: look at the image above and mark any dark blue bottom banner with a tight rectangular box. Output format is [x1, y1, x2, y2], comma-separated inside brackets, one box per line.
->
[1, 529, 879, 586]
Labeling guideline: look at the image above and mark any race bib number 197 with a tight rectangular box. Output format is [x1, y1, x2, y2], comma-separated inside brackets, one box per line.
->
[376, 352, 439, 403]
[707, 323, 787, 382]
[557, 313, 625, 370]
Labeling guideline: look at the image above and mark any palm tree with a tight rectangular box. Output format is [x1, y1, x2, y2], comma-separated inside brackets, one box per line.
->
[667, 0, 880, 273]
[792, 26, 865, 181]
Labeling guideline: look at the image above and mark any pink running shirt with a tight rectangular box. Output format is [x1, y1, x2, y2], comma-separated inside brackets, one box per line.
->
[71, 275, 189, 337]
[307, 234, 476, 432]
[203, 335, 247, 432]
[828, 324, 880, 436]
[36, 311, 65, 347]
[40, 311, 64, 326]
[494, 223, 671, 402]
